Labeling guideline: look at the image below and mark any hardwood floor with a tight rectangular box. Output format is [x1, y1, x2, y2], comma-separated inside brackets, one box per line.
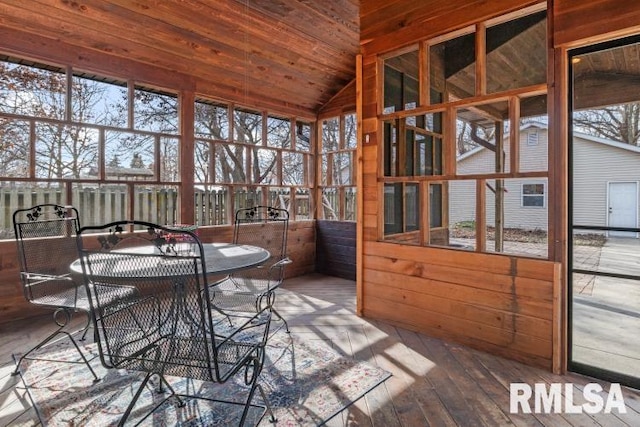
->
[1, 273, 640, 426]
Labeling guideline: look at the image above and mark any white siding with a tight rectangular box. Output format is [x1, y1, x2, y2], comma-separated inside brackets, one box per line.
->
[449, 125, 640, 236]
[485, 178, 548, 230]
[450, 127, 549, 230]
[573, 137, 640, 228]
[520, 128, 548, 172]
[448, 180, 476, 225]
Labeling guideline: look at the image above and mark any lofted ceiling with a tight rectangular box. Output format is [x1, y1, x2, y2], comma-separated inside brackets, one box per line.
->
[0, 0, 360, 117]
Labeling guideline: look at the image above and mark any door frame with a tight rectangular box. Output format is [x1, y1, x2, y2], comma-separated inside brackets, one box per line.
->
[568, 35, 640, 391]
[606, 180, 639, 238]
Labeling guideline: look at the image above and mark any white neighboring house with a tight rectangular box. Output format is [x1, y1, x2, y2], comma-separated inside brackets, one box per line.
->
[449, 122, 640, 235]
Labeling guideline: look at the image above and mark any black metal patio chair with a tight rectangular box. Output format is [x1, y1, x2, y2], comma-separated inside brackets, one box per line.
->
[11, 204, 99, 381]
[210, 206, 292, 333]
[76, 220, 276, 426]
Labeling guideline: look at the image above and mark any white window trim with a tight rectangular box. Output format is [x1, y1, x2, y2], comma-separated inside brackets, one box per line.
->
[521, 182, 546, 208]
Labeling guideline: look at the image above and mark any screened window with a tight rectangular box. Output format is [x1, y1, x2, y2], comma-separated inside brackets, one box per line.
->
[133, 86, 179, 134]
[0, 56, 182, 234]
[319, 113, 357, 221]
[383, 47, 419, 113]
[380, 5, 549, 258]
[194, 99, 313, 224]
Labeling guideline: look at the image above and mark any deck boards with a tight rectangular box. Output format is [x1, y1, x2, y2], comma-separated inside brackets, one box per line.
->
[1, 272, 640, 426]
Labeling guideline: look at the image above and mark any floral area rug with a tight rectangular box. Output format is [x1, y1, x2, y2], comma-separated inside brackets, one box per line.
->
[15, 331, 390, 426]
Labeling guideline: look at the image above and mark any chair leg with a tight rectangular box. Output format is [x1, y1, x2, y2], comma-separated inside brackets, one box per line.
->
[258, 383, 278, 424]
[13, 309, 99, 383]
[272, 307, 290, 333]
[120, 372, 154, 426]
[259, 292, 289, 334]
[12, 326, 62, 375]
[239, 373, 262, 426]
[79, 310, 92, 341]
[65, 330, 100, 382]
[121, 373, 183, 426]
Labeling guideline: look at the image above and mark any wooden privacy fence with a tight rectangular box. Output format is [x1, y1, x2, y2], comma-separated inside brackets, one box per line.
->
[321, 188, 357, 220]
[0, 187, 308, 238]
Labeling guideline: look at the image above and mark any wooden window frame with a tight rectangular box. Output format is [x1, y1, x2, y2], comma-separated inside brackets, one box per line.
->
[379, 4, 550, 258]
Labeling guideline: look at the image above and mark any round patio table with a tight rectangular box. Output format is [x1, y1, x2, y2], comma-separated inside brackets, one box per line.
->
[69, 242, 271, 278]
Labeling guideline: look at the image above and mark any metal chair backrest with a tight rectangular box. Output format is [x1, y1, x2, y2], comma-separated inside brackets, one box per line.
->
[77, 220, 268, 381]
[13, 204, 81, 297]
[77, 220, 274, 424]
[11, 204, 100, 381]
[233, 205, 289, 284]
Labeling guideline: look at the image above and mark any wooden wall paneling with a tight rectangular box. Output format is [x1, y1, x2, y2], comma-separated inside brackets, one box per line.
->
[364, 295, 552, 366]
[319, 79, 357, 116]
[363, 256, 553, 317]
[554, 0, 640, 48]
[361, 0, 539, 56]
[364, 280, 552, 341]
[358, 0, 570, 370]
[0, 0, 355, 114]
[316, 220, 356, 280]
[286, 220, 317, 278]
[365, 240, 499, 275]
[356, 53, 365, 315]
[0, 220, 315, 324]
[362, 252, 554, 299]
[361, 243, 558, 367]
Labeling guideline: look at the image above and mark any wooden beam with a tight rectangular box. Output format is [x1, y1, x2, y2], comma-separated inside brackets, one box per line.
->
[180, 91, 195, 224]
[356, 54, 365, 316]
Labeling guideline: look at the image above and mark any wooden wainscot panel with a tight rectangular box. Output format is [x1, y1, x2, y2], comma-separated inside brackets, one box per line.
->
[364, 280, 552, 339]
[284, 220, 316, 278]
[363, 264, 553, 320]
[0, 220, 315, 324]
[364, 241, 513, 275]
[197, 225, 233, 243]
[365, 296, 552, 367]
[363, 214, 378, 229]
[0, 239, 37, 318]
[316, 220, 356, 280]
[0, 240, 55, 322]
[364, 254, 553, 301]
[361, 240, 559, 368]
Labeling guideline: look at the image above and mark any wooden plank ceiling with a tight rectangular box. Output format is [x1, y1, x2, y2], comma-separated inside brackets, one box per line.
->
[0, 0, 360, 116]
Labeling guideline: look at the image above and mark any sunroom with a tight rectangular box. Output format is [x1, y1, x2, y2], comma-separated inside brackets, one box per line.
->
[1, 0, 640, 425]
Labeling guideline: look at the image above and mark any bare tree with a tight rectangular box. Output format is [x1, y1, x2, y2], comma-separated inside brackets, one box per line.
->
[456, 120, 497, 155]
[0, 62, 111, 182]
[573, 103, 640, 145]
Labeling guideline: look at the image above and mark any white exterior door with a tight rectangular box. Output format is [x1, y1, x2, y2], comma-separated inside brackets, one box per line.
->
[608, 182, 638, 237]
